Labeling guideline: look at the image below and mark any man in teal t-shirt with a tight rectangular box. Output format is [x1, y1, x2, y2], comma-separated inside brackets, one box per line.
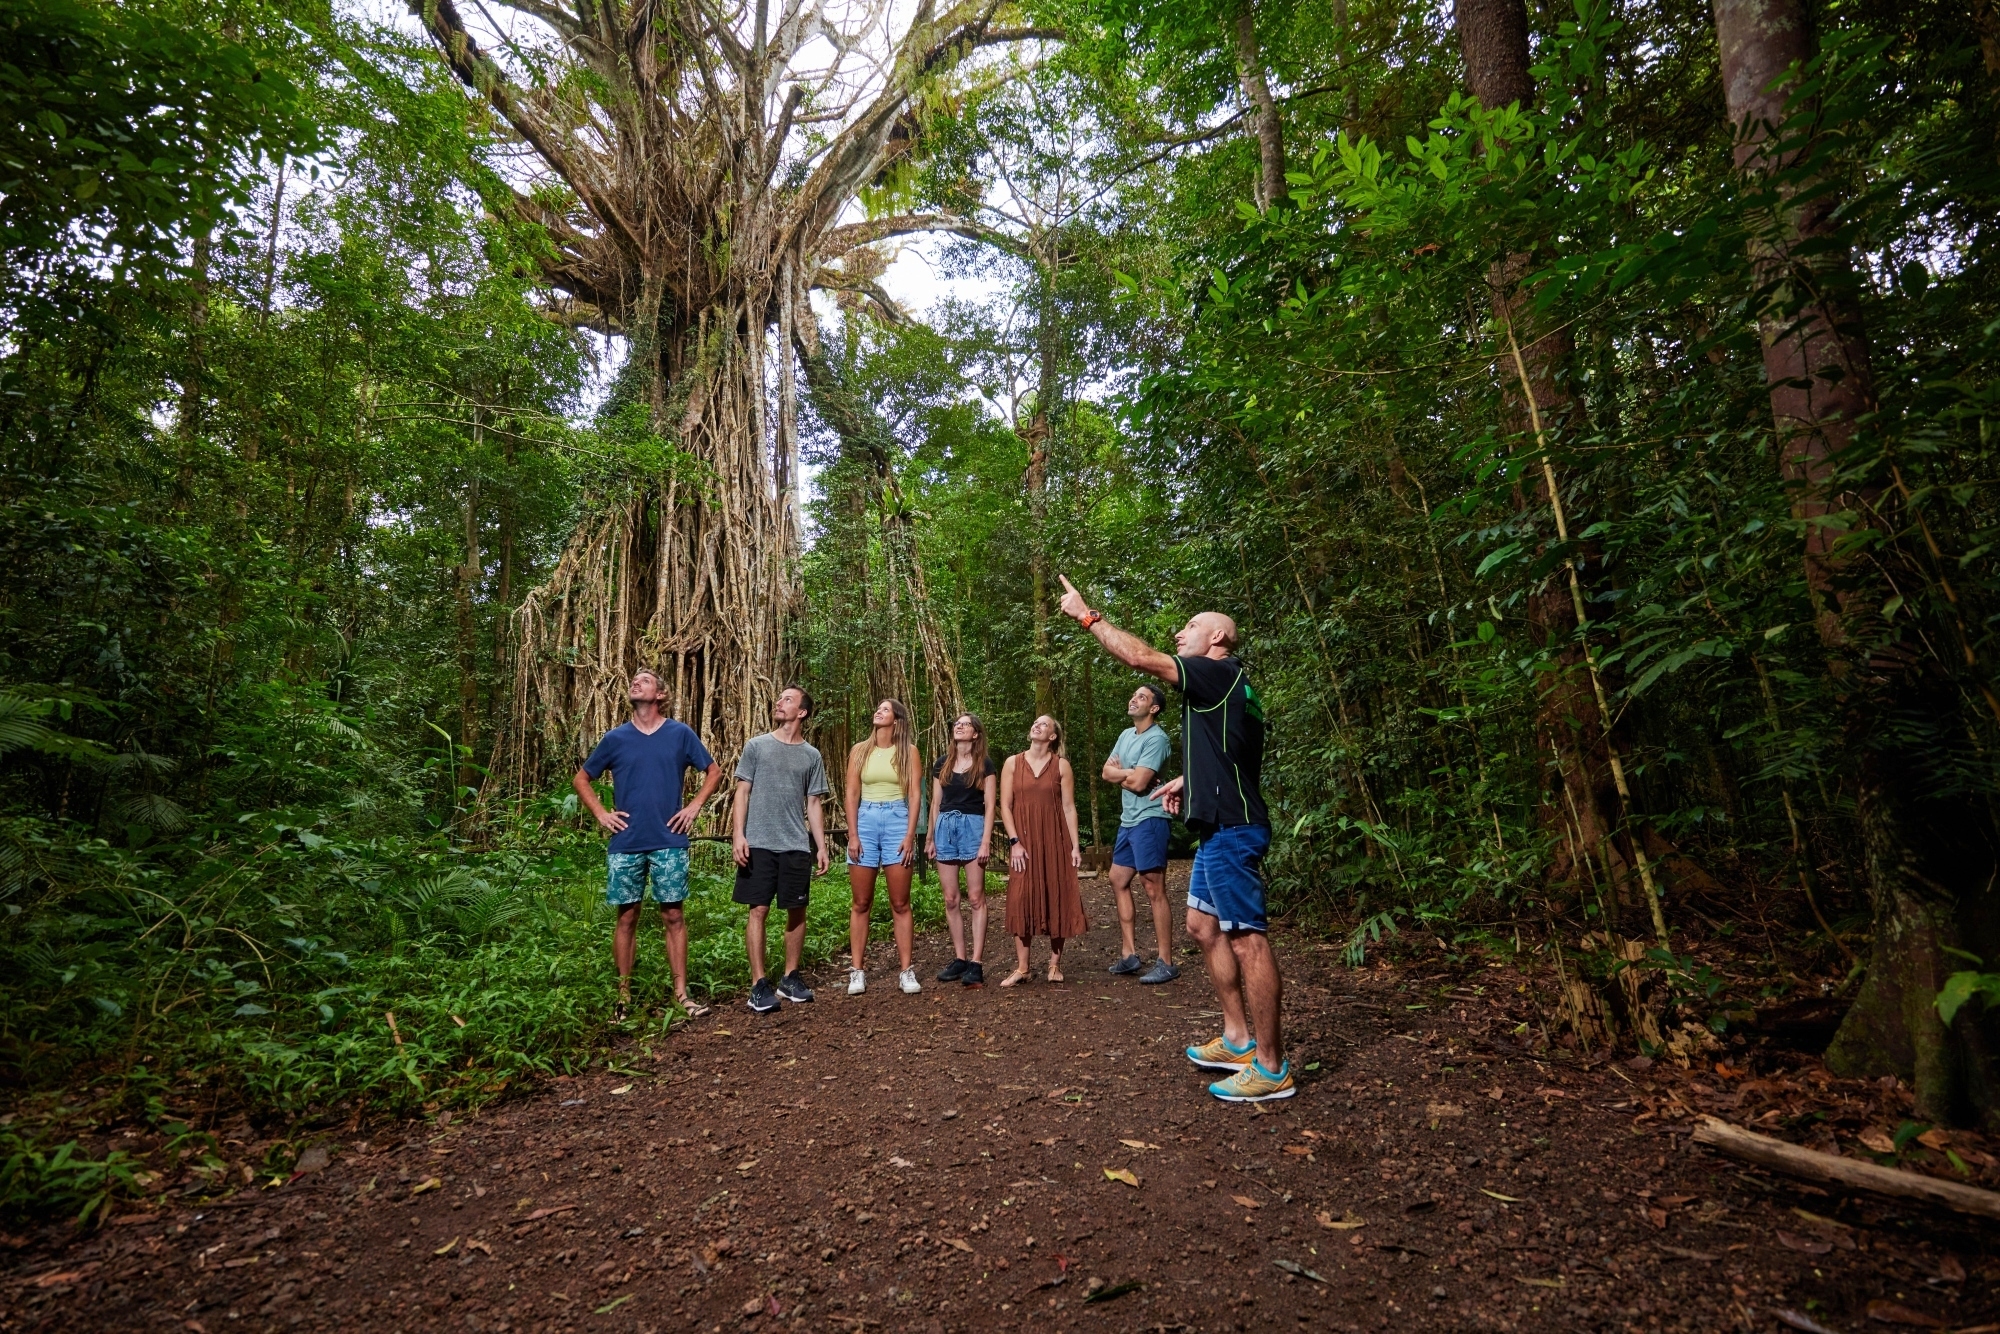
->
[1102, 682, 1178, 985]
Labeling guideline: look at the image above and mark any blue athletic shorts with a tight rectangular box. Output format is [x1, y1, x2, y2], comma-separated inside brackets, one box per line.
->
[1112, 816, 1170, 873]
[606, 848, 691, 907]
[933, 809, 985, 863]
[853, 799, 911, 868]
[1186, 823, 1272, 933]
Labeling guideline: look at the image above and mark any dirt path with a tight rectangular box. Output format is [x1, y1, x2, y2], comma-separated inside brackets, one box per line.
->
[6, 870, 1996, 1333]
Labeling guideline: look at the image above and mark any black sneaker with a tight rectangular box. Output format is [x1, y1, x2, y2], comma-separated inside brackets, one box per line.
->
[937, 957, 970, 983]
[747, 978, 780, 1013]
[776, 971, 814, 1004]
[960, 961, 984, 987]
[1108, 953, 1143, 976]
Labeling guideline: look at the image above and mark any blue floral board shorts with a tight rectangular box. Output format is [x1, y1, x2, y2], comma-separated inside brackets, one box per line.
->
[933, 809, 984, 863]
[605, 848, 691, 907]
[1187, 823, 1272, 934]
[853, 799, 911, 868]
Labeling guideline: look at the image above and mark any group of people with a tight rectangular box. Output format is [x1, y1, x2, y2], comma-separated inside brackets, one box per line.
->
[571, 585, 1293, 1103]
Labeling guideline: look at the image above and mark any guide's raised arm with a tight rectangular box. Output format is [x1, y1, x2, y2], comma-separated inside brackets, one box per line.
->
[1056, 574, 1177, 683]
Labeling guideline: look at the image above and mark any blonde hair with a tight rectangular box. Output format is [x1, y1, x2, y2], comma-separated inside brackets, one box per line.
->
[1030, 714, 1065, 755]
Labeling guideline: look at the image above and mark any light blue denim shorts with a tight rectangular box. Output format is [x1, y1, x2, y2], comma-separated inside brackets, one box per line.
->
[606, 847, 691, 907]
[933, 809, 984, 863]
[853, 800, 910, 868]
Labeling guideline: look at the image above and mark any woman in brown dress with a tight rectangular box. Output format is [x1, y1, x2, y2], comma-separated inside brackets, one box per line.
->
[998, 715, 1088, 985]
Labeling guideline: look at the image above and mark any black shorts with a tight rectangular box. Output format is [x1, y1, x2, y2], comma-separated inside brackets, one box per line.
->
[733, 848, 813, 910]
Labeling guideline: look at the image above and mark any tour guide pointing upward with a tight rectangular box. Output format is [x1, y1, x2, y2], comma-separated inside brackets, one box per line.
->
[1057, 575, 1291, 1103]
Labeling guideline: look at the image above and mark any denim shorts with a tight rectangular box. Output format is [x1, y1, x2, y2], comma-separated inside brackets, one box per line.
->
[1186, 823, 1272, 933]
[853, 800, 911, 868]
[606, 847, 691, 907]
[1112, 816, 1170, 873]
[933, 809, 985, 863]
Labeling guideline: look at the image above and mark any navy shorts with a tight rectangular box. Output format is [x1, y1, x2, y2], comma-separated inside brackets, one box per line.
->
[1112, 816, 1170, 873]
[1186, 823, 1272, 933]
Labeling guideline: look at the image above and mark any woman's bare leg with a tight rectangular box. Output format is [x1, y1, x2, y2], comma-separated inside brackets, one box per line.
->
[848, 865, 877, 970]
[886, 863, 916, 971]
[965, 862, 987, 965]
[939, 862, 966, 960]
[1001, 936, 1032, 986]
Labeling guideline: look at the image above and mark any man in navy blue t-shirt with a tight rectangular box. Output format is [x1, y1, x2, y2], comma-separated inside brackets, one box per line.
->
[574, 669, 723, 1022]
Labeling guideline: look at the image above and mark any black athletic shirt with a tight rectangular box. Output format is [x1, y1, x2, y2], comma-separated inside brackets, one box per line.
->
[1175, 654, 1269, 833]
[932, 755, 997, 816]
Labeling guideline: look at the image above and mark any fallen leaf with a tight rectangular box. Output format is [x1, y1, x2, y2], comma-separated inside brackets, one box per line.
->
[433, 1238, 458, 1256]
[1479, 1189, 1523, 1203]
[595, 1295, 633, 1315]
[1119, 1139, 1160, 1152]
[1046, 1087, 1070, 1098]
[1425, 1102, 1465, 1119]
[1938, 1254, 1966, 1284]
[293, 1145, 330, 1175]
[765, 1295, 783, 1317]
[888, 1156, 915, 1169]
[1858, 1127, 1897, 1154]
[945, 1238, 974, 1253]
[451, 1014, 466, 1028]
[1315, 1211, 1365, 1230]
[1645, 1207, 1667, 1229]
[1103, 1168, 1140, 1188]
[1657, 1194, 1696, 1207]
[1790, 1207, 1850, 1231]
[1775, 1309, 1845, 1334]
[221, 1257, 258, 1269]
[611, 1084, 634, 1096]
[1916, 1129, 1951, 1151]
[1231, 1195, 1262, 1209]
[1776, 1231, 1832, 1256]
[1657, 1245, 1719, 1261]
[739, 1297, 763, 1317]
[1272, 1258, 1327, 1283]
[736, 1160, 759, 1172]
[1514, 1276, 1565, 1289]
[1865, 1299, 1944, 1328]
[31, 1270, 86, 1288]
[983, 1051, 1003, 1058]
[521, 1205, 578, 1222]
[465, 1239, 493, 1257]
[411, 1176, 442, 1196]
[1283, 1145, 1313, 1156]
[1486, 1085, 1504, 1100]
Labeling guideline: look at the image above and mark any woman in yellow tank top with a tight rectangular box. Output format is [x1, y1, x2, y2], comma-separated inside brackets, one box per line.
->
[843, 699, 923, 995]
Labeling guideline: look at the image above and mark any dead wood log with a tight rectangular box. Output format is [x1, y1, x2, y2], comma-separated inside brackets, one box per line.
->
[1691, 1115, 2000, 1221]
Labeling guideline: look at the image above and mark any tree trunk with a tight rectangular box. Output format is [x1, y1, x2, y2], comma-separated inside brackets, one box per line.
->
[453, 439, 483, 800]
[1456, 0, 1662, 931]
[1024, 263, 1059, 718]
[1712, 0, 2000, 1125]
[1231, 0, 1287, 211]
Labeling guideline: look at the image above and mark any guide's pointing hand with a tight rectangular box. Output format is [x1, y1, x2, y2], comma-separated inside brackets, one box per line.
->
[1057, 574, 1091, 622]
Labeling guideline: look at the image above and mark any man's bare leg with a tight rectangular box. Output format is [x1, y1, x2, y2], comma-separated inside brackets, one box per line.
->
[1140, 868, 1173, 961]
[782, 904, 808, 976]
[1108, 862, 1140, 959]
[1187, 907, 1250, 1049]
[745, 903, 771, 983]
[613, 904, 640, 1002]
[1228, 930, 1284, 1067]
[661, 905, 689, 1001]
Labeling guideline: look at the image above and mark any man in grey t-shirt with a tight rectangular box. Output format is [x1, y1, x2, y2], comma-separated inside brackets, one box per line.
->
[1103, 682, 1178, 984]
[731, 686, 830, 1013]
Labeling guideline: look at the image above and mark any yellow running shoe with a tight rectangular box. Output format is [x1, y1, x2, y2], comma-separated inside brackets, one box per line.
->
[1185, 1034, 1257, 1071]
[1209, 1059, 1296, 1103]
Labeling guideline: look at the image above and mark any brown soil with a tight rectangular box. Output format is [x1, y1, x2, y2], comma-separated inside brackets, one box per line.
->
[5, 868, 1997, 1333]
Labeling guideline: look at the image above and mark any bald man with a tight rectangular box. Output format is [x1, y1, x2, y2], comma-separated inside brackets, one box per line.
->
[1057, 577, 1291, 1103]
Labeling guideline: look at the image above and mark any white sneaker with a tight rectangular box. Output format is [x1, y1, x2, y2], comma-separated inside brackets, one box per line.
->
[898, 968, 922, 995]
[847, 968, 866, 996]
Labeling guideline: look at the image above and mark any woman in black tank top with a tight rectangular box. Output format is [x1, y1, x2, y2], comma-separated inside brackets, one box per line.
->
[926, 713, 997, 985]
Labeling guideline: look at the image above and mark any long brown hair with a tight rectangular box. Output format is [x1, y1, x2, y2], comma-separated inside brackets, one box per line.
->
[946, 712, 988, 787]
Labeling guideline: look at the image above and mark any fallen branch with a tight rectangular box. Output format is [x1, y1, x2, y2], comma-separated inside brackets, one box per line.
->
[1691, 1115, 2000, 1221]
